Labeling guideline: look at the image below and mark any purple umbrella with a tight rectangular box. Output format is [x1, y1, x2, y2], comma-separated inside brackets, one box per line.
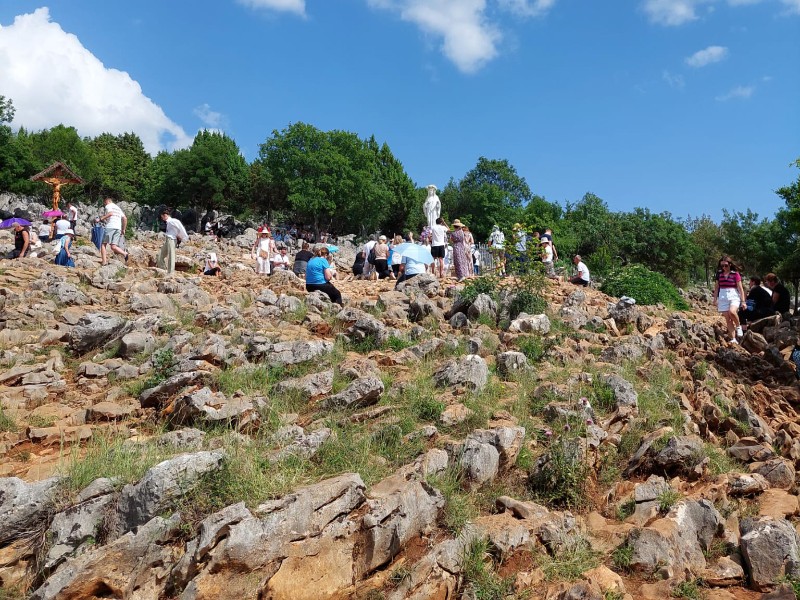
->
[0, 217, 32, 229]
[42, 209, 63, 218]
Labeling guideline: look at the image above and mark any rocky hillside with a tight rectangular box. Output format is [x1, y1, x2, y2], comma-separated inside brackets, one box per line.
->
[0, 224, 799, 600]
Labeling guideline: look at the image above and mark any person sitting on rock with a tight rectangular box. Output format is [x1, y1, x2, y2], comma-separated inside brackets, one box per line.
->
[738, 276, 774, 328]
[271, 246, 290, 272]
[764, 273, 792, 315]
[204, 252, 221, 277]
[292, 242, 314, 276]
[568, 255, 590, 286]
[305, 246, 342, 305]
[7, 223, 30, 259]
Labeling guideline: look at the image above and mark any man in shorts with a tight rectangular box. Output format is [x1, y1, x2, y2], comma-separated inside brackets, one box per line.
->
[99, 197, 129, 265]
[430, 217, 449, 278]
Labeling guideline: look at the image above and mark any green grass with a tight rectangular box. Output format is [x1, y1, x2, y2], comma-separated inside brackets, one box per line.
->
[657, 488, 682, 514]
[27, 414, 58, 428]
[611, 542, 634, 573]
[671, 579, 705, 600]
[704, 444, 744, 476]
[537, 534, 600, 581]
[460, 537, 516, 600]
[528, 434, 589, 509]
[0, 405, 17, 433]
[427, 466, 478, 535]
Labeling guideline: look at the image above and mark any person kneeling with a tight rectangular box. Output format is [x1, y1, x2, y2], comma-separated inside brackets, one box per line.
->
[305, 247, 342, 305]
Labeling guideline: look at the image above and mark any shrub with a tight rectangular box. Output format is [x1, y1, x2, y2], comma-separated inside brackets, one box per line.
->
[508, 288, 547, 320]
[458, 275, 500, 305]
[601, 264, 689, 309]
[528, 431, 588, 509]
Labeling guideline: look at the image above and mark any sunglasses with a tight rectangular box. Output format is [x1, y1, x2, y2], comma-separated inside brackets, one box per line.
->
[720, 262, 730, 266]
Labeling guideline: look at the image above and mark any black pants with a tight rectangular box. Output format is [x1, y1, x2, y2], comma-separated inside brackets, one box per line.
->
[374, 259, 391, 279]
[738, 308, 773, 325]
[306, 283, 342, 305]
[392, 264, 401, 277]
[570, 277, 589, 287]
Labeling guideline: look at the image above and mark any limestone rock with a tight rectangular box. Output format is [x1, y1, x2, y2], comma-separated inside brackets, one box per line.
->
[246, 337, 334, 366]
[508, 313, 551, 334]
[274, 369, 334, 400]
[44, 493, 115, 569]
[320, 376, 384, 409]
[740, 517, 800, 591]
[69, 313, 130, 355]
[0, 476, 62, 545]
[433, 354, 489, 391]
[466, 293, 497, 322]
[496, 351, 529, 376]
[600, 374, 638, 409]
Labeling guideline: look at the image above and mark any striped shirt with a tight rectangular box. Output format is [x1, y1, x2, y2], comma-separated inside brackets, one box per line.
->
[717, 271, 741, 289]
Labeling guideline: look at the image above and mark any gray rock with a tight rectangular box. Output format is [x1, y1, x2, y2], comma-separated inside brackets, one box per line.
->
[599, 342, 644, 364]
[467, 427, 526, 469]
[169, 387, 258, 427]
[268, 428, 332, 463]
[69, 313, 129, 355]
[154, 427, 206, 449]
[397, 273, 440, 297]
[139, 370, 211, 409]
[433, 354, 489, 391]
[740, 517, 800, 591]
[115, 451, 225, 536]
[559, 306, 588, 330]
[49, 281, 89, 306]
[246, 337, 334, 366]
[320, 376, 384, 409]
[609, 298, 639, 325]
[751, 458, 796, 490]
[409, 294, 444, 322]
[653, 435, 706, 476]
[44, 493, 115, 569]
[563, 289, 586, 308]
[467, 293, 497, 322]
[118, 331, 156, 358]
[256, 289, 279, 305]
[460, 439, 500, 484]
[207, 474, 366, 573]
[305, 290, 333, 311]
[727, 438, 775, 463]
[449, 312, 469, 329]
[276, 294, 303, 313]
[508, 313, 551, 334]
[727, 473, 769, 496]
[495, 351, 529, 376]
[600, 374, 639, 409]
[31, 514, 181, 600]
[274, 369, 334, 400]
[357, 475, 445, 576]
[0, 476, 62, 545]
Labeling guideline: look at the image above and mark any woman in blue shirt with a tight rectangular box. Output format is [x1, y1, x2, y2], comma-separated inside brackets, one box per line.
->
[305, 246, 343, 305]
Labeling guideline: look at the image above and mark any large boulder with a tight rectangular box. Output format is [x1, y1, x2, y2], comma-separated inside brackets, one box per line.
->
[740, 517, 800, 591]
[508, 313, 551, 334]
[115, 451, 225, 536]
[466, 293, 497, 322]
[44, 493, 116, 570]
[396, 273, 440, 297]
[433, 354, 489, 392]
[246, 338, 334, 366]
[600, 374, 639, 410]
[0, 477, 63, 545]
[69, 313, 129, 355]
[320, 376, 384, 409]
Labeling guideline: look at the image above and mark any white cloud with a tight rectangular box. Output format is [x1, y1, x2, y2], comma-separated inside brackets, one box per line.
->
[642, 0, 707, 25]
[497, 0, 557, 17]
[236, 0, 306, 16]
[685, 45, 729, 67]
[0, 8, 191, 154]
[368, 0, 501, 73]
[662, 70, 686, 88]
[715, 84, 754, 100]
[780, 0, 800, 14]
[193, 104, 225, 128]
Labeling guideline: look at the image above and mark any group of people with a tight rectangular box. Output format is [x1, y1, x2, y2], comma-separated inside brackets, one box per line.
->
[714, 255, 792, 344]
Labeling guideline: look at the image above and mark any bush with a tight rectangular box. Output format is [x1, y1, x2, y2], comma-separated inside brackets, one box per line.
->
[601, 264, 689, 309]
[458, 275, 499, 305]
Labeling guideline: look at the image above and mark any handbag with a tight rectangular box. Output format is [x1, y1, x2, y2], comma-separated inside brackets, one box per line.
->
[259, 249, 269, 259]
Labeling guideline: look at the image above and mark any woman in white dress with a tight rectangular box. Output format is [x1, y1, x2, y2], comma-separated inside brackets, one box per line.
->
[251, 228, 275, 275]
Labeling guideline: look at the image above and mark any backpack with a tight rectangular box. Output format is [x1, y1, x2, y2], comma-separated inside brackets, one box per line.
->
[367, 246, 377, 265]
[791, 345, 800, 379]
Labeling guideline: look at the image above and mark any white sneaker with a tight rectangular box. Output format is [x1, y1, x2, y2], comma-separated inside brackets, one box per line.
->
[730, 338, 738, 345]
[735, 326, 743, 337]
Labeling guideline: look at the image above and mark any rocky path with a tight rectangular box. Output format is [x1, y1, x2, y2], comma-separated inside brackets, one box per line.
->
[0, 230, 799, 600]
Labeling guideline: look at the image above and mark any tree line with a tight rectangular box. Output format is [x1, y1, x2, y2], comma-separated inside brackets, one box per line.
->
[0, 95, 797, 292]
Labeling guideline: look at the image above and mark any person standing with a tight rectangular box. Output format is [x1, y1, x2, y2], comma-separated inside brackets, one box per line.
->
[361, 235, 377, 280]
[53, 215, 71, 240]
[252, 228, 275, 275]
[305, 246, 342, 305]
[569, 255, 590, 286]
[157, 210, 188, 274]
[99, 197, 129, 265]
[450, 219, 471, 282]
[430, 217, 449, 278]
[541, 238, 557, 279]
[713, 256, 747, 343]
[67, 202, 78, 231]
[390, 235, 404, 279]
[488, 224, 506, 276]
[373, 235, 392, 279]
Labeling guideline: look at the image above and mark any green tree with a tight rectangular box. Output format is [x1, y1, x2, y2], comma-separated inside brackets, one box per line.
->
[718, 209, 784, 277]
[558, 192, 621, 274]
[774, 159, 800, 309]
[25, 124, 98, 199]
[155, 130, 250, 211]
[440, 157, 530, 240]
[0, 97, 38, 194]
[88, 132, 150, 203]
[616, 208, 697, 285]
[684, 214, 722, 285]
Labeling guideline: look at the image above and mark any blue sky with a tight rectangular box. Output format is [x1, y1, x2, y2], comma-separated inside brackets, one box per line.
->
[0, 0, 798, 222]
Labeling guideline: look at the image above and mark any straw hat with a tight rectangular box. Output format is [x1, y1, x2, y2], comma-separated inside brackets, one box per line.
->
[452, 219, 464, 227]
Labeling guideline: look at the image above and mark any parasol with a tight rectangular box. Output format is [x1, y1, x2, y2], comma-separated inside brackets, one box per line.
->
[42, 209, 63, 218]
[392, 243, 434, 265]
[0, 217, 32, 229]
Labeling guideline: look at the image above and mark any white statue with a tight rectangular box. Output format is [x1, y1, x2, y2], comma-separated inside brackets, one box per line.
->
[423, 184, 441, 229]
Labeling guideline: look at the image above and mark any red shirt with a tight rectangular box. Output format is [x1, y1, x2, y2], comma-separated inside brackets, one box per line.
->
[717, 271, 741, 289]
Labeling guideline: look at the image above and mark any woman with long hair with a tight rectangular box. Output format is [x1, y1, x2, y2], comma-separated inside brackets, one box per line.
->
[713, 255, 747, 344]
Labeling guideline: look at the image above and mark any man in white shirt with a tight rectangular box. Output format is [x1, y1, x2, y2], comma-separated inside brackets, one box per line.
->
[569, 255, 590, 286]
[271, 246, 290, 272]
[488, 225, 506, 276]
[158, 210, 189, 274]
[99, 197, 129, 265]
[430, 217, 449, 278]
[361, 235, 377, 280]
[67, 202, 78, 231]
[54, 216, 71, 240]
